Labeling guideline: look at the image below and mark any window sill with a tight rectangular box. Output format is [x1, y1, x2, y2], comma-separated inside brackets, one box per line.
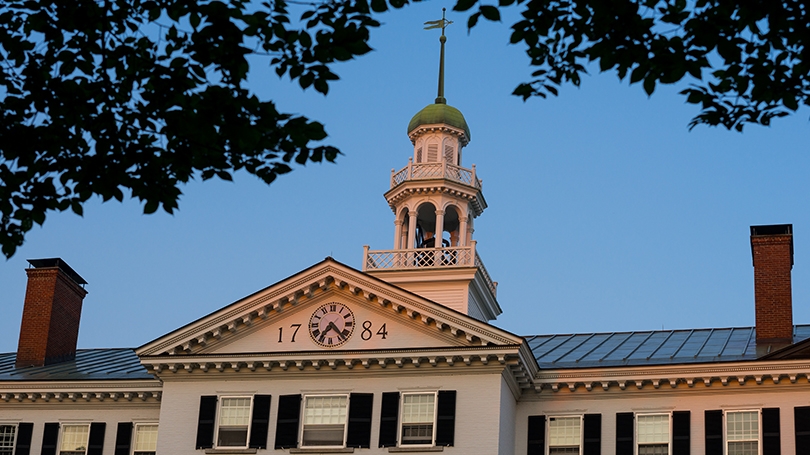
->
[204, 449, 258, 454]
[388, 447, 444, 453]
[289, 449, 355, 454]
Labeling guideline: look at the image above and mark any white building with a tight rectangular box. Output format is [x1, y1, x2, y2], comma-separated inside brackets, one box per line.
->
[1, 34, 810, 455]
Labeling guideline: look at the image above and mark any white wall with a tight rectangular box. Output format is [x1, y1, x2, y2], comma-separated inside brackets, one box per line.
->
[157, 368, 507, 455]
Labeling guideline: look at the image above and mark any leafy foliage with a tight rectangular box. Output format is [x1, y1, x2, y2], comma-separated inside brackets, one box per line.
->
[0, 0, 404, 258]
[456, 0, 810, 131]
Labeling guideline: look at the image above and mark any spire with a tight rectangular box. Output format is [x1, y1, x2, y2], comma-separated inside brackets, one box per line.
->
[424, 9, 453, 105]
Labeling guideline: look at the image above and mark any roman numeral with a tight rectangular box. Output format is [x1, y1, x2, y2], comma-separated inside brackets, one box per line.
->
[344, 313, 352, 319]
[346, 321, 353, 327]
[327, 337, 333, 345]
[311, 323, 319, 328]
[342, 329, 350, 337]
[330, 304, 336, 312]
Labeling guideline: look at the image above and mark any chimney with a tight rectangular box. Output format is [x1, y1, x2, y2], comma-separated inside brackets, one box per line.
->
[750, 224, 794, 355]
[16, 258, 88, 368]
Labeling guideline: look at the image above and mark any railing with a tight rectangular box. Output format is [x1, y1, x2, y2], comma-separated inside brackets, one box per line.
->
[362, 243, 497, 297]
[391, 160, 481, 189]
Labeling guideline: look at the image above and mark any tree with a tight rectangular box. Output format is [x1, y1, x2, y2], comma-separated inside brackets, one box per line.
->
[0, 0, 402, 257]
[2, 0, 808, 258]
[458, 0, 810, 130]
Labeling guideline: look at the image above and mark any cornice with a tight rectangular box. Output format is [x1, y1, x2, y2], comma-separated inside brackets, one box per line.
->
[0, 379, 162, 404]
[384, 182, 484, 217]
[531, 359, 810, 393]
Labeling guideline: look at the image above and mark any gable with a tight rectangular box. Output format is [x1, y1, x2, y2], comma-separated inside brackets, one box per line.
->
[136, 258, 522, 358]
[201, 286, 467, 354]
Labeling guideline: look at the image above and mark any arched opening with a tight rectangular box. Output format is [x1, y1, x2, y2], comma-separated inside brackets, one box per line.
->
[443, 205, 461, 246]
[414, 203, 438, 248]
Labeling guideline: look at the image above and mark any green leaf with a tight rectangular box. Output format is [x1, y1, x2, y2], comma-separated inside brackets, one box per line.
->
[454, 0, 477, 12]
[480, 5, 500, 21]
[643, 76, 656, 95]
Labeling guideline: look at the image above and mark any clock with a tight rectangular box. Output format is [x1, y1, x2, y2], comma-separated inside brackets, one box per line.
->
[309, 302, 355, 347]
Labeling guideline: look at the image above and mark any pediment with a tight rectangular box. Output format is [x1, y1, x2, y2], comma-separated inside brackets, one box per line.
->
[136, 258, 521, 358]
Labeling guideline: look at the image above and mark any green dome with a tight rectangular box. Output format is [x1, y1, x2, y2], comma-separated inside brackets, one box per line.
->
[407, 103, 470, 140]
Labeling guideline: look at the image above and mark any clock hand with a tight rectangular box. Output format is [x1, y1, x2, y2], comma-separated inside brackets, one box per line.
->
[327, 321, 345, 340]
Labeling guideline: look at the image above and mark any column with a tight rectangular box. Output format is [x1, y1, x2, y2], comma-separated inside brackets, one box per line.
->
[407, 211, 418, 249]
[393, 218, 402, 249]
[434, 210, 445, 249]
[458, 217, 468, 247]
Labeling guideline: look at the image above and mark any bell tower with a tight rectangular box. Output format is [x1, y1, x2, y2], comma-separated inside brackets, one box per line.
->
[363, 12, 501, 322]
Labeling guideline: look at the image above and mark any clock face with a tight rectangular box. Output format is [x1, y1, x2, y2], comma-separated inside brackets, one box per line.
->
[309, 302, 355, 347]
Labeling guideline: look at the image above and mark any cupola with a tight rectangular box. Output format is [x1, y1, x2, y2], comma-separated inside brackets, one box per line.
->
[362, 11, 501, 322]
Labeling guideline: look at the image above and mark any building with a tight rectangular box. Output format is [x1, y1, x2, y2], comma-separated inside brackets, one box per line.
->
[2, 28, 810, 455]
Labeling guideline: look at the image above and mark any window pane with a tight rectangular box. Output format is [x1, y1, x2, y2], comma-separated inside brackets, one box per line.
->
[304, 396, 348, 425]
[302, 395, 348, 447]
[639, 444, 669, 455]
[0, 425, 14, 455]
[729, 441, 759, 455]
[402, 424, 433, 445]
[60, 425, 90, 454]
[219, 398, 251, 426]
[549, 448, 580, 455]
[134, 425, 158, 452]
[401, 394, 435, 424]
[217, 428, 248, 447]
[727, 411, 758, 441]
[638, 415, 669, 444]
[549, 417, 581, 447]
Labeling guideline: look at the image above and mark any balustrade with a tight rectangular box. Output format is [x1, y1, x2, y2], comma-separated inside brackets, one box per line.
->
[390, 161, 481, 189]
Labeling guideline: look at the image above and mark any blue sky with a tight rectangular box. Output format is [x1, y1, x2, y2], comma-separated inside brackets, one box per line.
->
[1, 2, 809, 352]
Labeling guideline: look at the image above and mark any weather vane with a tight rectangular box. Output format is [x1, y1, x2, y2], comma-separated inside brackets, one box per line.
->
[424, 8, 453, 104]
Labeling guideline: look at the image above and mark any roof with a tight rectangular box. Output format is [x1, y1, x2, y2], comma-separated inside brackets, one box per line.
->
[408, 103, 470, 140]
[526, 324, 810, 369]
[0, 349, 154, 381]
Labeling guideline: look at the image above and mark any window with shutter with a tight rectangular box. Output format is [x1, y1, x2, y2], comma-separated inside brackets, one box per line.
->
[379, 392, 399, 448]
[114, 422, 132, 455]
[301, 395, 349, 448]
[704, 410, 723, 455]
[527, 415, 546, 455]
[671, 411, 690, 455]
[401, 393, 435, 445]
[216, 397, 252, 448]
[249, 395, 271, 449]
[274, 395, 301, 449]
[346, 393, 373, 448]
[615, 413, 633, 455]
[637, 414, 669, 455]
[583, 414, 601, 455]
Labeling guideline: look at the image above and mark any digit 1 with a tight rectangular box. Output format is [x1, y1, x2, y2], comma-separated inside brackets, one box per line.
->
[278, 327, 283, 343]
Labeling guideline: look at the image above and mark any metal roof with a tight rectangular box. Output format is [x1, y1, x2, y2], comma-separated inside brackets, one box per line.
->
[526, 324, 810, 369]
[0, 349, 154, 381]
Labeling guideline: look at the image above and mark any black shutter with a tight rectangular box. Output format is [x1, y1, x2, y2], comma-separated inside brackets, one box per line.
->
[378, 392, 400, 447]
[704, 410, 723, 455]
[796, 407, 810, 455]
[87, 422, 106, 455]
[672, 411, 690, 455]
[274, 394, 301, 449]
[114, 423, 132, 455]
[583, 414, 601, 455]
[527, 415, 545, 455]
[615, 413, 633, 455]
[435, 390, 456, 446]
[249, 395, 272, 449]
[346, 393, 373, 448]
[763, 408, 781, 455]
[41, 423, 59, 455]
[195, 395, 218, 449]
[14, 422, 33, 455]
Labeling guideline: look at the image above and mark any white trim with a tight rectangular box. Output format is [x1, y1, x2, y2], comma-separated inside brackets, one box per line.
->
[213, 396, 253, 450]
[57, 423, 91, 455]
[398, 391, 438, 448]
[634, 412, 671, 455]
[131, 422, 159, 455]
[724, 409, 762, 455]
[299, 393, 350, 449]
[545, 415, 583, 455]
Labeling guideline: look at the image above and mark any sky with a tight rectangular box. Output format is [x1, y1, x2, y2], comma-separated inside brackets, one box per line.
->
[1, 2, 809, 352]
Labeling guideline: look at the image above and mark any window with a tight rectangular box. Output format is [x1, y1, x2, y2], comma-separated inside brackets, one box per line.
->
[133, 424, 158, 455]
[726, 411, 759, 455]
[427, 144, 438, 162]
[401, 393, 436, 445]
[378, 390, 455, 448]
[216, 397, 252, 447]
[60, 424, 90, 455]
[637, 414, 670, 455]
[301, 395, 349, 447]
[0, 425, 15, 455]
[196, 395, 271, 450]
[548, 416, 581, 455]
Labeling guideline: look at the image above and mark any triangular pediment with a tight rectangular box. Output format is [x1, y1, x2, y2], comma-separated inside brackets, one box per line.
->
[136, 258, 522, 358]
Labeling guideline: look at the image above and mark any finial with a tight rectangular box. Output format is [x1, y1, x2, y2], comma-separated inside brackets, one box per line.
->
[424, 8, 453, 104]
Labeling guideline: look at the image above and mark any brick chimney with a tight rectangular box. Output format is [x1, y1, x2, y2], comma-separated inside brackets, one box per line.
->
[750, 224, 794, 355]
[16, 258, 87, 368]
